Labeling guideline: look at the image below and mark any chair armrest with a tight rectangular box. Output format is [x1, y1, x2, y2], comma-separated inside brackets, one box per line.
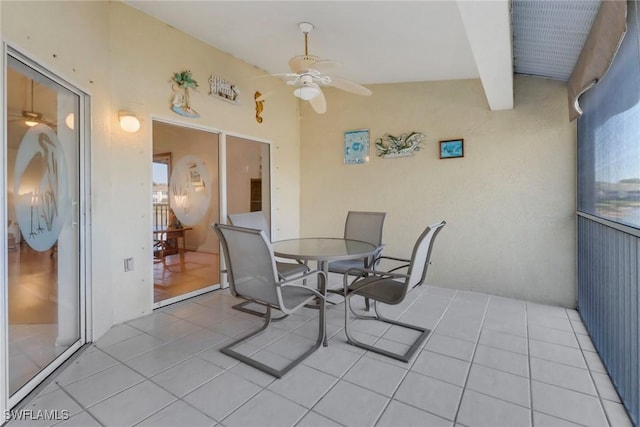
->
[376, 255, 410, 263]
[371, 254, 410, 273]
[279, 268, 326, 289]
[343, 267, 409, 281]
[279, 282, 325, 301]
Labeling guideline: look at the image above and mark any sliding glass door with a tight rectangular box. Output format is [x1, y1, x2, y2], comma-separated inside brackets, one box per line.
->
[4, 51, 86, 405]
[152, 120, 221, 306]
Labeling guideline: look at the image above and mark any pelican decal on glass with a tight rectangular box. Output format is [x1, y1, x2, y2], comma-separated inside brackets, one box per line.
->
[13, 124, 69, 252]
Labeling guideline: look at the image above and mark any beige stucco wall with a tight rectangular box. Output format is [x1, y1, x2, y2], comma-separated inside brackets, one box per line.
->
[300, 76, 577, 307]
[2, 1, 301, 337]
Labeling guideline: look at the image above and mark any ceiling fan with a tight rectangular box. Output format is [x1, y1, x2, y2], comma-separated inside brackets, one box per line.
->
[280, 22, 372, 114]
[8, 80, 57, 128]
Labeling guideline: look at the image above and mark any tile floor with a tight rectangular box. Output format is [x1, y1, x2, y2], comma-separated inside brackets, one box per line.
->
[7, 276, 634, 427]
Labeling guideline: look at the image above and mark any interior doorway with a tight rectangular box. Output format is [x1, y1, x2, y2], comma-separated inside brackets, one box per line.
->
[152, 121, 221, 306]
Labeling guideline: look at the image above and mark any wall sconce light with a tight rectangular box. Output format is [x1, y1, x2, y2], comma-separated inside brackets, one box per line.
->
[119, 111, 140, 133]
[65, 113, 75, 130]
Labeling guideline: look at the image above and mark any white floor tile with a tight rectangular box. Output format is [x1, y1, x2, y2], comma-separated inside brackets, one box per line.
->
[52, 412, 101, 427]
[531, 380, 608, 427]
[222, 389, 307, 427]
[377, 400, 453, 427]
[94, 323, 144, 348]
[457, 390, 530, 427]
[63, 364, 145, 407]
[575, 332, 597, 352]
[55, 349, 119, 386]
[466, 364, 530, 407]
[125, 342, 193, 377]
[127, 311, 182, 333]
[87, 380, 176, 426]
[528, 340, 586, 369]
[160, 301, 210, 319]
[314, 380, 389, 427]
[100, 333, 166, 362]
[136, 400, 215, 427]
[528, 324, 579, 348]
[169, 328, 230, 355]
[569, 319, 589, 336]
[228, 357, 279, 388]
[583, 351, 607, 374]
[20, 389, 83, 420]
[473, 345, 529, 377]
[183, 371, 262, 421]
[143, 318, 203, 342]
[295, 411, 343, 427]
[394, 372, 462, 421]
[530, 357, 596, 396]
[602, 399, 634, 427]
[12, 288, 630, 427]
[411, 350, 469, 387]
[342, 355, 407, 397]
[151, 356, 224, 397]
[483, 316, 527, 337]
[592, 371, 622, 403]
[478, 329, 528, 355]
[302, 345, 361, 377]
[197, 345, 241, 370]
[268, 365, 338, 408]
[533, 411, 582, 426]
[424, 334, 476, 362]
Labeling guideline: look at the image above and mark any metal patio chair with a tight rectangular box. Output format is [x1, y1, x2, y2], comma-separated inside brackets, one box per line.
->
[328, 211, 386, 308]
[342, 220, 446, 362]
[212, 223, 326, 378]
[228, 211, 309, 317]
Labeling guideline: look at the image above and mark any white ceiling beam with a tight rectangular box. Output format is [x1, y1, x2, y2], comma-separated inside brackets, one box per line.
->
[457, 0, 514, 110]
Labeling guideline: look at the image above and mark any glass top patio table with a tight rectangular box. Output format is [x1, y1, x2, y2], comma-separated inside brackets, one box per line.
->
[272, 237, 377, 264]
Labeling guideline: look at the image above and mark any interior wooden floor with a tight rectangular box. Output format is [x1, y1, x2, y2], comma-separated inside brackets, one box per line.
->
[153, 251, 220, 303]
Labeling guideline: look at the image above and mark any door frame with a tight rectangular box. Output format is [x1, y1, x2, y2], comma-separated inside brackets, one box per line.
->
[149, 116, 273, 304]
[1, 44, 91, 411]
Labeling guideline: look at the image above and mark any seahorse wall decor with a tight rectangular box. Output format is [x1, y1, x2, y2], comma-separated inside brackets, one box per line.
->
[255, 91, 264, 123]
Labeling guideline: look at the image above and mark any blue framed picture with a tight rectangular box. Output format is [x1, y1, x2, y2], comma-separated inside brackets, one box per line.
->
[440, 139, 464, 159]
[344, 129, 370, 164]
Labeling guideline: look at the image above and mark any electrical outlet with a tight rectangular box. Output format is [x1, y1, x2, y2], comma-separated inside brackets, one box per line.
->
[124, 257, 134, 272]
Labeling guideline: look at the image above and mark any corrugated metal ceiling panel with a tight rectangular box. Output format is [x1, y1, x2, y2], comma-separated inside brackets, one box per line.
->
[512, 0, 601, 81]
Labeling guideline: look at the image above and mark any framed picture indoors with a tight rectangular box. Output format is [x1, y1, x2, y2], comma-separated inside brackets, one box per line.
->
[344, 129, 370, 164]
[439, 139, 464, 159]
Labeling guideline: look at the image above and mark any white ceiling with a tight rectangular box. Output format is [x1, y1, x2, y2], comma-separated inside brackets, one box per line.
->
[124, 0, 600, 112]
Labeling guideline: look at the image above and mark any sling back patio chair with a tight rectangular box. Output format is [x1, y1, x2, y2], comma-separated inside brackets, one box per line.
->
[212, 223, 326, 378]
[228, 211, 309, 317]
[342, 220, 446, 362]
[327, 211, 386, 308]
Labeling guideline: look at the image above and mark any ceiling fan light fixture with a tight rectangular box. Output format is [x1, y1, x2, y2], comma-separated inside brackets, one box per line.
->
[293, 84, 321, 101]
[23, 111, 42, 127]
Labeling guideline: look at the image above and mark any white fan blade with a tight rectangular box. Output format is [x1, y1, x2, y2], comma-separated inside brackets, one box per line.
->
[289, 55, 320, 73]
[328, 77, 372, 96]
[311, 60, 338, 72]
[308, 89, 327, 114]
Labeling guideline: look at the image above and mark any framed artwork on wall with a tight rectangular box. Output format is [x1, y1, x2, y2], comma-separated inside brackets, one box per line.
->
[439, 139, 464, 159]
[344, 129, 370, 164]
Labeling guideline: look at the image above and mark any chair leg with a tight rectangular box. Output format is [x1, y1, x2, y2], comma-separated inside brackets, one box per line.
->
[221, 302, 324, 378]
[232, 300, 288, 321]
[344, 296, 430, 363]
